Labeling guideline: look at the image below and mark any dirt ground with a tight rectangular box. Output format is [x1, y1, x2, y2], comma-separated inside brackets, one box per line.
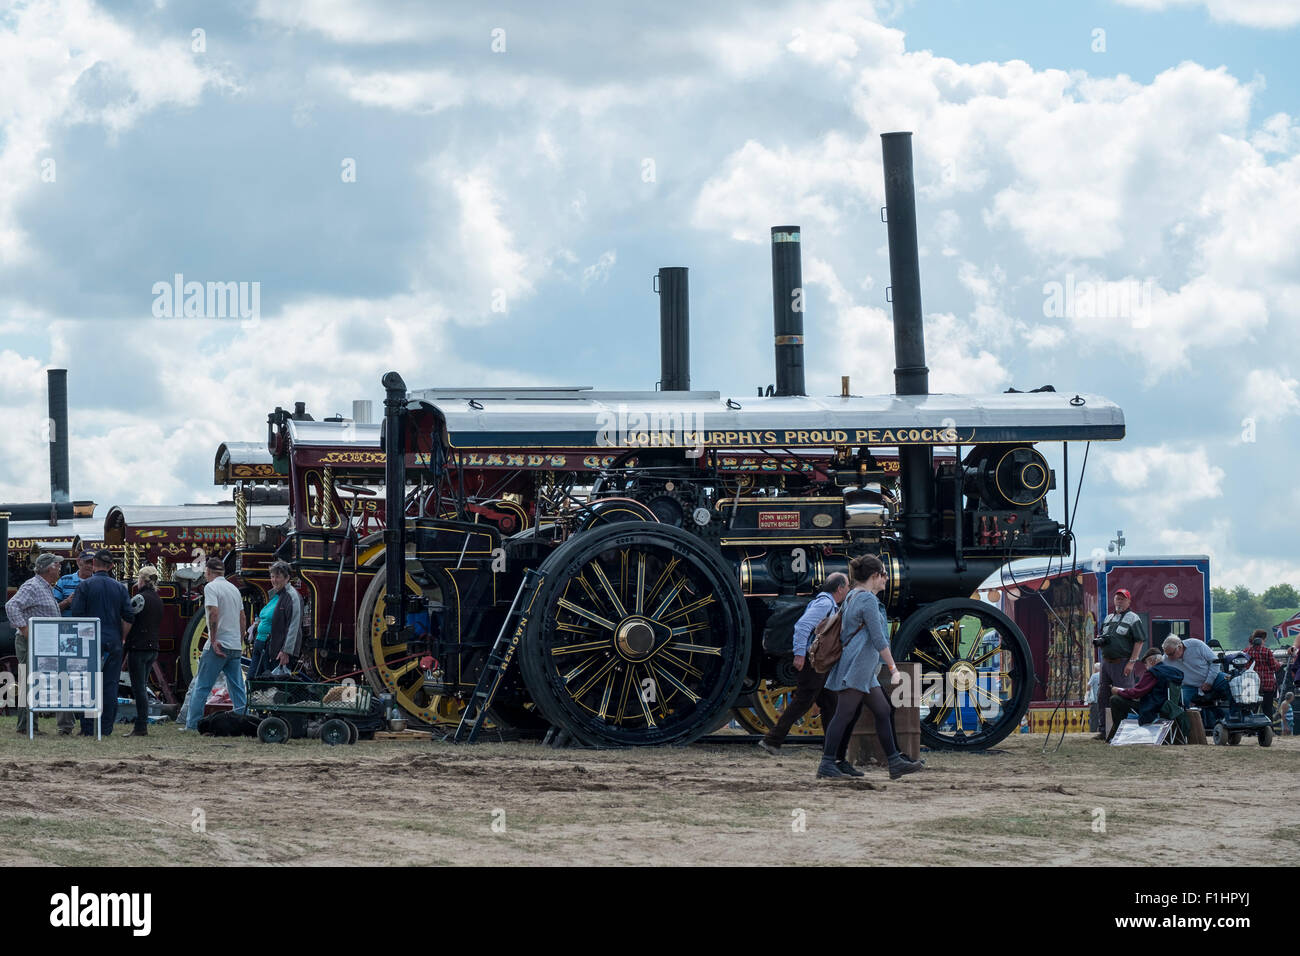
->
[1, 720, 1295, 866]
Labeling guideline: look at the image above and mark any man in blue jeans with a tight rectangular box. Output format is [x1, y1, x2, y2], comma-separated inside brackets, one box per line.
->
[185, 558, 248, 729]
[69, 550, 135, 737]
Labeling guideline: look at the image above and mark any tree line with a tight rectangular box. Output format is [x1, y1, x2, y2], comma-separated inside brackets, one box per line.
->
[1211, 584, 1299, 646]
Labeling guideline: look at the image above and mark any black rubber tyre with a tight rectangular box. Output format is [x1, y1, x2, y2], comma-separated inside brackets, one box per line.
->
[1259, 724, 1273, 747]
[891, 598, 1034, 752]
[344, 720, 358, 744]
[1213, 722, 1227, 745]
[1228, 731, 1242, 746]
[257, 716, 289, 744]
[179, 588, 264, 689]
[320, 718, 350, 745]
[517, 521, 750, 747]
[577, 499, 658, 531]
[178, 611, 205, 688]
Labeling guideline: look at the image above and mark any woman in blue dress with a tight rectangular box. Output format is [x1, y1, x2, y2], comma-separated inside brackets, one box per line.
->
[818, 554, 923, 780]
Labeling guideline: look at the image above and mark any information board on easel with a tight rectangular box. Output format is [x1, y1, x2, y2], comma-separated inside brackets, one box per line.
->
[25, 617, 102, 740]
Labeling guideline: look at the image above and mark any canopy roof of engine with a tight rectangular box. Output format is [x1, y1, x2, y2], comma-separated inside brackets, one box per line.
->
[215, 440, 278, 482]
[407, 387, 1124, 449]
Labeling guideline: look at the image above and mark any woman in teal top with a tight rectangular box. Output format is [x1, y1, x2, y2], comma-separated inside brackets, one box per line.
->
[247, 591, 281, 682]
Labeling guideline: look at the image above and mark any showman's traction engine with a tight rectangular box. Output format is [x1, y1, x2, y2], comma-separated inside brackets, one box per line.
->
[234, 132, 1124, 750]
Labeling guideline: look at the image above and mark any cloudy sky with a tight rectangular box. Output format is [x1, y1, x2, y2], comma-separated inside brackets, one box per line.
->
[1, 0, 1297, 589]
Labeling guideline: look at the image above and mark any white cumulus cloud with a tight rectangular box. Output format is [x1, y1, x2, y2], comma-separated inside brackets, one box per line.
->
[1114, 0, 1300, 28]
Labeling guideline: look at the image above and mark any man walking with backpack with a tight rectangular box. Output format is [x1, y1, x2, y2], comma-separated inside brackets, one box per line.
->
[758, 573, 849, 756]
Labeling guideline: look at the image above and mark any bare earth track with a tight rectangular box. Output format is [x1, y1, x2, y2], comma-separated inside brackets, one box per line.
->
[1, 723, 1295, 866]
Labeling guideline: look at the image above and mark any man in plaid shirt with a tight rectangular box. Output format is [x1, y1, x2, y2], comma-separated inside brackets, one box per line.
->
[4, 555, 63, 734]
[1243, 628, 1283, 719]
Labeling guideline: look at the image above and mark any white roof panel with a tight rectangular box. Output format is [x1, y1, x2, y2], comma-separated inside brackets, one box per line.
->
[407, 388, 1123, 449]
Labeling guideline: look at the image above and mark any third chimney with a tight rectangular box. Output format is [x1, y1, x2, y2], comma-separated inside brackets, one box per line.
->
[770, 226, 806, 396]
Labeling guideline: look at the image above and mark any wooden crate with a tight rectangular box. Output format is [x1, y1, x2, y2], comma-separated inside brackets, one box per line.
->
[847, 662, 921, 764]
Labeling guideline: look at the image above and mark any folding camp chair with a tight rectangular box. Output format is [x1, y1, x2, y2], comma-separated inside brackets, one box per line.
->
[1160, 684, 1190, 745]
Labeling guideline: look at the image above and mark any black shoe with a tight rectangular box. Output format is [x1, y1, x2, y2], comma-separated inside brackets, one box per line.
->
[899, 752, 926, 766]
[835, 760, 865, 777]
[122, 729, 148, 737]
[888, 754, 922, 779]
[816, 757, 846, 779]
[757, 739, 781, 757]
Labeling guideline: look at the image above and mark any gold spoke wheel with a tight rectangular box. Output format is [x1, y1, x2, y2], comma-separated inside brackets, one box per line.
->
[732, 680, 824, 736]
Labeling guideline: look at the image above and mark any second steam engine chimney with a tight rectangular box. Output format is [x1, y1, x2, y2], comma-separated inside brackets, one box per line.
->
[881, 132, 936, 548]
[656, 267, 690, 391]
[47, 368, 70, 504]
[770, 226, 805, 396]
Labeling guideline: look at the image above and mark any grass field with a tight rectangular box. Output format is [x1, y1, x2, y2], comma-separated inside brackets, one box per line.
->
[1, 720, 1296, 866]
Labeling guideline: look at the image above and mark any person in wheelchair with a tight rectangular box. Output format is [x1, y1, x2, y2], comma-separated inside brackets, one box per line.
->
[1189, 648, 1272, 745]
[1105, 647, 1186, 741]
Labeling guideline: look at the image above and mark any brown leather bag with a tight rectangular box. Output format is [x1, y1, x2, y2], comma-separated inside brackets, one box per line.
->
[808, 591, 865, 674]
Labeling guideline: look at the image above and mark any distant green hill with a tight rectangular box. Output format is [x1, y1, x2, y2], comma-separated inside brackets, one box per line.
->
[1210, 607, 1299, 650]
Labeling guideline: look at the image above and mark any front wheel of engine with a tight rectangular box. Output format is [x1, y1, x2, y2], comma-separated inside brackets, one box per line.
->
[891, 597, 1034, 752]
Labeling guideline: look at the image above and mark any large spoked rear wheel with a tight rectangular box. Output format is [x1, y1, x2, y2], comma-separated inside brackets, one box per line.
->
[518, 521, 750, 747]
[892, 598, 1033, 751]
[732, 681, 824, 737]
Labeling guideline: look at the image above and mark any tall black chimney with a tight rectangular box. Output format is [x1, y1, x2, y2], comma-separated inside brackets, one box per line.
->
[47, 369, 70, 504]
[881, 132, 935, 548]
[381, 372, 409, 645]
[0, 512, 9, 604]
[656, 267, 690, 391]
[770, 226, 806, 396]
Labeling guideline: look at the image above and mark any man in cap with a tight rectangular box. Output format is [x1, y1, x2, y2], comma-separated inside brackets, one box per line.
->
[68, 549, 135, 737]
[54, 551, 94, 610]
[4, 554, 63, 734]
[1093, 587, 1147, 740]
[184, 557, 248, 731]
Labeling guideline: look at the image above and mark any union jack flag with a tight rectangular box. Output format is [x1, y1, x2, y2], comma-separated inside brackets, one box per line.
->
[1273, 617, 1300, 643]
